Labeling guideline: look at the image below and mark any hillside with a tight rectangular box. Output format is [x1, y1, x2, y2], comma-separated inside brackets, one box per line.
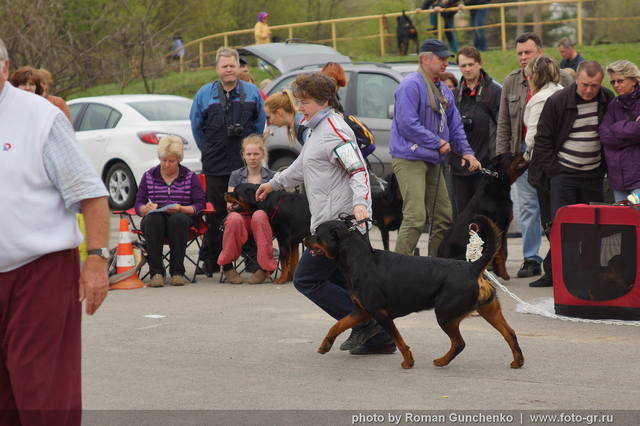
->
[68, 43, 640, 100]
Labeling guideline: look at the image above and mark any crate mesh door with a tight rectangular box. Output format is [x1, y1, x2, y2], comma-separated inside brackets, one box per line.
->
[561, 223, 636, 301]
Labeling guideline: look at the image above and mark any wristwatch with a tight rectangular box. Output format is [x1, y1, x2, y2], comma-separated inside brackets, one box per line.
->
[87, 248, 110, 261]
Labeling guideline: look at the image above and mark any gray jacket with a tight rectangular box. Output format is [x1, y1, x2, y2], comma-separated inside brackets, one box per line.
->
[496, 68, 574, 155]
[269, 108, 372, 233]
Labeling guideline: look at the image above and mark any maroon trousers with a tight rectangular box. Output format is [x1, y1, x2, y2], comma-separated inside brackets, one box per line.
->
[0, 249, 81, 426]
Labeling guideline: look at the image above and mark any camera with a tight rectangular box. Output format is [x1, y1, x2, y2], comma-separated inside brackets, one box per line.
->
[461, 115, 473, 132]
[227, 123, 244, 137]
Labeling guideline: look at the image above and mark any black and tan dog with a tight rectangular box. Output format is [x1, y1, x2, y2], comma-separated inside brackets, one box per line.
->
[224, 183, 311, 284]
[438, 152, 529, 280]
[304, 215, 524, 370]
[371, 173, 403, 251]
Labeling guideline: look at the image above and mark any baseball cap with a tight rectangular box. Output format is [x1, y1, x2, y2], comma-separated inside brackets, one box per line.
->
[419, 39, 454, 58]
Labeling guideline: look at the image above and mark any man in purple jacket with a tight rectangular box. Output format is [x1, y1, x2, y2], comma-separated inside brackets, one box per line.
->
[390, 39, 480, 256]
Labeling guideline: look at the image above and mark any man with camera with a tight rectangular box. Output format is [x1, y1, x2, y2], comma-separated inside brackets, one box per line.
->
[451, 46, 501, 214]
[190, 47, 266, 274]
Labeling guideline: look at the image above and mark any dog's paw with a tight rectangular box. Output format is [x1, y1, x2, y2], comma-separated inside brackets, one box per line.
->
[433, 357, 450, 367]
[317, 343, 332, 354]
[510, 358, 524, 369]
[401, 359, 414, 369]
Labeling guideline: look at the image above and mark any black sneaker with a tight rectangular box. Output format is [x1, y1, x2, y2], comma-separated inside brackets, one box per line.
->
[517, 260, 542, 278]
[529, 275, 553, 287]
[349, 342, 397, 355]
[339, 320, 382, 351]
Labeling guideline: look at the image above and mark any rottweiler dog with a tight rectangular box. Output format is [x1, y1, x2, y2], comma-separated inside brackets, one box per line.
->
[372, 173, 403, 251]
[438, 152, 529, 280]
[225, 183, 311, 284]
[396, 11, 418, 56]
[305, 215, 524, 370]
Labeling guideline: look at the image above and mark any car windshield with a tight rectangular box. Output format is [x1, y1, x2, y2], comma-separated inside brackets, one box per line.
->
[127, 99, 191, 121]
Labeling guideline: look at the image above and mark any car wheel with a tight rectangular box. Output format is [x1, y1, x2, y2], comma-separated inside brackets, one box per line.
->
[105, 162, 137, 210]
[270, 156, 296, 172]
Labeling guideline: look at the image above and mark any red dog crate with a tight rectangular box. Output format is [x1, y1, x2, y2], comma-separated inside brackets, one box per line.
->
[551, 204, 640, 320]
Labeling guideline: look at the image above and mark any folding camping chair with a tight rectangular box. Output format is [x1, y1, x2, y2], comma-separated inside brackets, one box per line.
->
[112, 174, 214, 283]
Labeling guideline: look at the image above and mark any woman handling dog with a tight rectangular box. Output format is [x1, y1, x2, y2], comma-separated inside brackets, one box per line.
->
[135, 136, 206, 287]
[217, 135, 277, 284]
[257, 73, 395, 355]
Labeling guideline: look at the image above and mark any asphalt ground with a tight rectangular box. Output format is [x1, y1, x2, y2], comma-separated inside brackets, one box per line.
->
[81, 215, 640, 425]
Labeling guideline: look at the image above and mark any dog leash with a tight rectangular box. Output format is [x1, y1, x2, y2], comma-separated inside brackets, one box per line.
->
[465, 227, 640, 327]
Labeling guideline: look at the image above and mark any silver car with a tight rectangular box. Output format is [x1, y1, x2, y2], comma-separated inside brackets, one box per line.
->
[240, 42, 462, 179]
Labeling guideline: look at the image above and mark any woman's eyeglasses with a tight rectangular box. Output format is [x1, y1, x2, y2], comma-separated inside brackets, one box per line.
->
[610, 78, 627, 86]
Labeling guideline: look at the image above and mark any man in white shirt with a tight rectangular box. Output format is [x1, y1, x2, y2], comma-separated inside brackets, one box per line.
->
[0, 38, 109, 426]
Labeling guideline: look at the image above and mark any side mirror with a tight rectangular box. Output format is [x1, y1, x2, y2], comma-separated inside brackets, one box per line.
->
[387, 104, 394, 119]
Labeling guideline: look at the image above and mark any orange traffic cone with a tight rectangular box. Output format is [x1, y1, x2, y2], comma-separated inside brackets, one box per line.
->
[110, 218, 145, 290]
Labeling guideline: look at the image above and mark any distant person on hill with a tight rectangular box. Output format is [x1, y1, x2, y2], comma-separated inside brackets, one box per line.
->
[254, 12, 272, 45]
[461, 1, 492, 51]
[417, 1, 461, 54]
[37, 68, 71, 120]
[557, 37, 584, 71]
[170, 34, 185, 61]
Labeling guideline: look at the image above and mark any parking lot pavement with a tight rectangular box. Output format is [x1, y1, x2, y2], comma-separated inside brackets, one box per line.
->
[89, 215, 640, 418]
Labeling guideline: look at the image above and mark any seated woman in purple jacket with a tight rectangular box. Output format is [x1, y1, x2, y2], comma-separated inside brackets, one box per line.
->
[600, 60, 640, 202]
[135, 136, 205, 287]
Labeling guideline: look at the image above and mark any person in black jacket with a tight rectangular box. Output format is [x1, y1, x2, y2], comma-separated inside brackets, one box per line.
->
[451, 46, 501, 214]
[528, 61, 614, 287]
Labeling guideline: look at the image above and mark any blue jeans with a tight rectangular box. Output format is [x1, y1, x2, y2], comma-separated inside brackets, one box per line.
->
[614, 188, 640, 202]
[470, 8, 488, 51]
[294, 250, 391, 344]
[430, 13, 458, 53]
[515, 171, 542, 263]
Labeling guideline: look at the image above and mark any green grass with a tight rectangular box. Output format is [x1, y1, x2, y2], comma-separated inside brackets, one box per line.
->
[68, 43, 640, 99]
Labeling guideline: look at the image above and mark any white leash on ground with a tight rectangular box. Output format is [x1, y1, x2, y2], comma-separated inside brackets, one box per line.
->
[465, 227, 640, 327]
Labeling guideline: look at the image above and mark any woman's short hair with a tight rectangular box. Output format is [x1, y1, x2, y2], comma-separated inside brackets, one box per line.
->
[10, 66, 43, 95]
[320, 62, 347, 88]
[606, 60, 640, 85]
[525, 55, 560, 92]
[292, 73, 337, 104]
[158, 135, 184, 161]
[241, 134, 268, 163]
[441, 72, 459, 88]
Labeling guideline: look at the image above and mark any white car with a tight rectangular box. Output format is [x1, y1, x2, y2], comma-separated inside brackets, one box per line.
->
[68, 95, 202, 210]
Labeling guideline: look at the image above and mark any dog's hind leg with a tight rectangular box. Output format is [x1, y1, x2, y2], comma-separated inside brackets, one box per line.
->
[317, 309, 371, 354]
[433, 315, 466, 367]
[374, 310, 414, 369]
[476, 298, 524, 368]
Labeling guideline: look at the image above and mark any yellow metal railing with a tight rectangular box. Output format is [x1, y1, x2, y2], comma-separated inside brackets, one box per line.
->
[172, 0, 610, 72]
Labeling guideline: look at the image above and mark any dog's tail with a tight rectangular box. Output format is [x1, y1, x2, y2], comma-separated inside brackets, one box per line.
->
[469, 214, 500, 279]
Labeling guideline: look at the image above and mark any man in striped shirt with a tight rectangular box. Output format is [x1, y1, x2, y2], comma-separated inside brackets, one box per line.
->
[528, 61, 614, 287]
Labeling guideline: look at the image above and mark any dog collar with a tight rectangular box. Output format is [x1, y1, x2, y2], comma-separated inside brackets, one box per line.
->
[480, 168, 499, 179]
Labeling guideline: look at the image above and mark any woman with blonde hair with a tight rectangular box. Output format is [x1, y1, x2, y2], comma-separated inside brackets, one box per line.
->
[217, 135, 277, 284]
[523, 55, 563, 160]
[600, 60, 640, 202]
[264, 89, 310, 145]
[135, 136, 205, 287]
[524, 54, 563, 289]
